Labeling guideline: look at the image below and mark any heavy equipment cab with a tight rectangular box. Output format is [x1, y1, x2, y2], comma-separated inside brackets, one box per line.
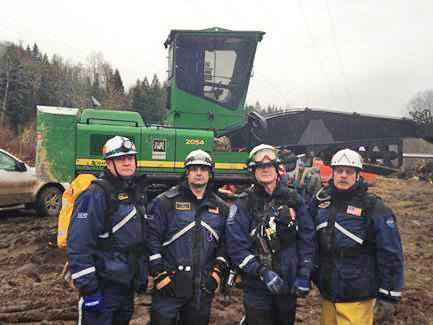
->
[165, 27, 264, 132]
[36, 28, 266, 186]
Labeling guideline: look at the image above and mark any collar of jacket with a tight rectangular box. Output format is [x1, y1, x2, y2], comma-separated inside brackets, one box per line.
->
[178, 179, 216, 203]
[252, 180, 287, 201]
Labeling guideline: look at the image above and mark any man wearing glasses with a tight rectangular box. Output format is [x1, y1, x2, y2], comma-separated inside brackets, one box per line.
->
[67, 136, 149, 325]
[310, 148, 404, 324]
[226, 144, 315, 325]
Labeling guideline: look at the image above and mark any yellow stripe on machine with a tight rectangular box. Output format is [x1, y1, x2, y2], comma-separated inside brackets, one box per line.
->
[76, 159, 245, 170]
[76, 159, 106, 166]
[215, 162, 246, 170]
[138, 161, 176, 168]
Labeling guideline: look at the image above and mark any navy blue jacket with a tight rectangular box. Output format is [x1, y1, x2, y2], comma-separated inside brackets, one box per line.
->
[226, 182, 316, 293]
[310, 181, 404, 302]
[146, 182, 229, 296]
[67, 172, 148, 295]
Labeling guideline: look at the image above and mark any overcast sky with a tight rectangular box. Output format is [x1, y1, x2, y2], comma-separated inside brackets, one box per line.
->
[2, 0, 433, 117]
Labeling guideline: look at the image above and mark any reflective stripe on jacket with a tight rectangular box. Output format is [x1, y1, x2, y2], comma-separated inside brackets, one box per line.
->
[146, 183, 229, 295]
[226, 182, 315, 293]
[311, 185, 404, 302]
[67, 177, 148, 295]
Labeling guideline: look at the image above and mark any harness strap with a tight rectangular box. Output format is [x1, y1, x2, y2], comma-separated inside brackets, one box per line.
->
[98, 207, 137, 238]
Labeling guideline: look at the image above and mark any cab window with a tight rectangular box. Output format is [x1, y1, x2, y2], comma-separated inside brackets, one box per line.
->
[175, 35, 256, 109]
[203, 50, 236, 104]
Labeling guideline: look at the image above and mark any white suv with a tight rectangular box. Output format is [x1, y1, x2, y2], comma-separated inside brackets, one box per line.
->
[0, 148, 66, 217]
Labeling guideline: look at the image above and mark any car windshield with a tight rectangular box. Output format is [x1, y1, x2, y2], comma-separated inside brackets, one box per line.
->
[0, 152, 17, 171]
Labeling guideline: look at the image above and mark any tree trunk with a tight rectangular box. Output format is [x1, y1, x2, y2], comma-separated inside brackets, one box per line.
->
[0, 58, 10, 126]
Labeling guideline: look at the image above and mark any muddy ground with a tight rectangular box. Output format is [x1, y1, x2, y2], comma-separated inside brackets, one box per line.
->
[0, 176, 432, 324]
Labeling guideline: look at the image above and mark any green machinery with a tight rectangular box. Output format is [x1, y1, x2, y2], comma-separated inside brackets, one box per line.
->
[36, 27, 266, 186]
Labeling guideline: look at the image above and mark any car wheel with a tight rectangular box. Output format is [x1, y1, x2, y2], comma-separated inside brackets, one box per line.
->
[35, 185, 63, 217]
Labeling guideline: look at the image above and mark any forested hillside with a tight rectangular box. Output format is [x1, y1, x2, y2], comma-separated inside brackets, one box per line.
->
[0, 41, 169, 128]
[0, 41, 167, 159]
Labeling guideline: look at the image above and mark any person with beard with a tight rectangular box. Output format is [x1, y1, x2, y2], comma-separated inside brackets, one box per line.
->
[310, 148, 404, 324]
[226, 144, 316, 325]
[67, 136, 149, 324]
[146, 149, 230, 325]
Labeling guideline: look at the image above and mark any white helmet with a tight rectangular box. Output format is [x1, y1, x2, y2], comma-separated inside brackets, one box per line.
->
[248, 144, 280, 169]
[331, 148, 363, 170]
[102, 136, 137, 160]
[184, 149, 214, 169]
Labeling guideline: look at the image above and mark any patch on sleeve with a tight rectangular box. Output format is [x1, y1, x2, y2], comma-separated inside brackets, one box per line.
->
[77, 212, 88, 219]
[175, 201, 191, 211]
[385, 217, 395, 228]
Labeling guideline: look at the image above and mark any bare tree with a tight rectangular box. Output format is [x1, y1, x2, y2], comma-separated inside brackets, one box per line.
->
[0, 55, 10, 125]
[406, 90, 433, 123]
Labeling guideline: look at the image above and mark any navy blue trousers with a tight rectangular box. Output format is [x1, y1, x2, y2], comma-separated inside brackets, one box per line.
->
[244, 285, 297, 325]
[151, 291, 213, 325]
[77, 285, 134, 325]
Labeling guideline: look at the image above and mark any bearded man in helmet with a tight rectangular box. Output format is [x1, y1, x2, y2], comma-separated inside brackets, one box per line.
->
[226, 144, 316, 325]
[67, 136, 149, 324]
[146, 149, 230, 325]
[310, 148, 404, 324]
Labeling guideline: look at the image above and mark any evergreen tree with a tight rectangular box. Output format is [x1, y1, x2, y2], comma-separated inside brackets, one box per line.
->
[111, 69, 124, 95]
[0, 45, 30, 131]
[32, 43, 41, 62]
[130, 79, 144, 113]
[148, 74, 165, 122]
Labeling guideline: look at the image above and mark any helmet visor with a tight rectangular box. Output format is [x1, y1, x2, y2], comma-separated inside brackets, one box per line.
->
[251, 148, 277, 163]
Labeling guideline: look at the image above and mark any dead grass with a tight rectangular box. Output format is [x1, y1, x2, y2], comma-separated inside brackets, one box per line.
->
[0, 123, 35, 164]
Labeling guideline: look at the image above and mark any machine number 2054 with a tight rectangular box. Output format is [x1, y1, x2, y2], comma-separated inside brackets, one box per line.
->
[185, 139, 205, 145]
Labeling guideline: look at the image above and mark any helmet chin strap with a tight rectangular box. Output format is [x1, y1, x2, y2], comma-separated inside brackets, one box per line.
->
[111, 157, 136, 186]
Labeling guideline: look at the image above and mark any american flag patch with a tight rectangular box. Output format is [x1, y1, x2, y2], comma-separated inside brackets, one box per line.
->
[208, 207, 219, 214]
[346, 205, 362, 216]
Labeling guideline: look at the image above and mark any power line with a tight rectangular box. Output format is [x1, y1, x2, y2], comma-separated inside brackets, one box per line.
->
[188, 0, 292, 104]
[9, 0, 162, 73]
[0, 17, 89, 61]
[0, 20, 141, 84]
[324, 0, 353, 110]
[258, 0, 333, 108]
[255, 70, 291, 105]
[222, 0, 307, 106]
[297, 0, 341, 110]
[0, 22, 88, 62]
[189, 0, 217, 27]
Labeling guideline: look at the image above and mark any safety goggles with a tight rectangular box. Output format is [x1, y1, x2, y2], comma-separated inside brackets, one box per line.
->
[251, 148, 278, 163]
[255, 161, 277, 170]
